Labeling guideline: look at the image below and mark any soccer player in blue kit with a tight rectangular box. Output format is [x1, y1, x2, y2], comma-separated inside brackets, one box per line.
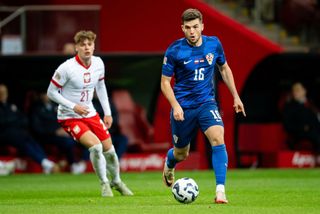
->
[161, 8, 246, 204]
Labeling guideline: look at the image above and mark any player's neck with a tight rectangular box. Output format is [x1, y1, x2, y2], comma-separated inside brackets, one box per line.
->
[76, 54, 91, 68]
[80, 58, 91, 67]
[186, 36, 203, 47]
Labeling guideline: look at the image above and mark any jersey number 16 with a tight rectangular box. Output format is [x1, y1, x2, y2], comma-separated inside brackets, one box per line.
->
[194, 68, 204, 81]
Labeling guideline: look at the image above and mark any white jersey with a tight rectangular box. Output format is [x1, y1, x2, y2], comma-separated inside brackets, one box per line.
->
[47, 55, 111, 120]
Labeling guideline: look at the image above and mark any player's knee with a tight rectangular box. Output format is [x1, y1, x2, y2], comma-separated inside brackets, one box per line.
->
[101, 137, 113, 151]
[210, 135, 224, 146]
[210, 131, 224, 146]
[89, 143, 103, 155]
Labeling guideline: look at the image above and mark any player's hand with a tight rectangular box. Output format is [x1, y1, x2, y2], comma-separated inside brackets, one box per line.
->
[73, 104, 90, 116]
[233, 97, 246, 117]
[103, 115, 113, 129]
[173, 104, 184, 121]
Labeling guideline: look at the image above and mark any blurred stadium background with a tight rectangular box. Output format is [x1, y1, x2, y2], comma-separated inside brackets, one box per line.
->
[1, 0, 320, 173]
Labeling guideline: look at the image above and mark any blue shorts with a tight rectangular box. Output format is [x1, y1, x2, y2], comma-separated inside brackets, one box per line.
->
[170, 102, 224, 148]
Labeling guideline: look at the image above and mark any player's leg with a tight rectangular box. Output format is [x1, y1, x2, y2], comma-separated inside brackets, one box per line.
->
[163, 144, 190, 187]
[103, 142, 120, 184]
[199, 103, 228, 203]
[204, 126, 228, 203]
[163, 108, 196, 187]
[79, 131, 113, 197]
[165, 144, 191, 169]
[101, 138, 133, 196]
[59, 119, 112, 197]
[88, 115, 133, 196]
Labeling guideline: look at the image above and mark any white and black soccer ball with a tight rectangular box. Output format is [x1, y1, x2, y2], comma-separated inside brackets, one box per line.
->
[171, 177, 199, 204]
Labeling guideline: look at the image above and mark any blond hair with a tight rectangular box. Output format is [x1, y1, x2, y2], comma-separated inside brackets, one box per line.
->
[74, 30, 96, 44]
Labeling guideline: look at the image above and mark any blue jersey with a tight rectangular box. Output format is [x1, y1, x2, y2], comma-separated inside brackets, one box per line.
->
[162, 35, 226, 108]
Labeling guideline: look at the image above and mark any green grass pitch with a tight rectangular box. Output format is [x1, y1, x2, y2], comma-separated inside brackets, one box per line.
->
[1, 169, 320, 214]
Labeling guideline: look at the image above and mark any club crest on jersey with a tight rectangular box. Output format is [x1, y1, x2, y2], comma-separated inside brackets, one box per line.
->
[206, 53, 214, 65]
[83, 73, 91, 83]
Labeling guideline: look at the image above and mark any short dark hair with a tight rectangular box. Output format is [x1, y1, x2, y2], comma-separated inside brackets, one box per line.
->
[181, 8, 203, 23]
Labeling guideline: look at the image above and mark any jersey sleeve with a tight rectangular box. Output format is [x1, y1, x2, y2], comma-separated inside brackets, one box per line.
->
[47, 81, 76, 110]
[162, 48, 175, 77]
[50, 62, 69, 87]
[98, 57, 105, 81]
[95, 58, 111, 116]
[47, 60, 76, 109]
[95, 80, 111, 116]
[215, 38, 226, 66]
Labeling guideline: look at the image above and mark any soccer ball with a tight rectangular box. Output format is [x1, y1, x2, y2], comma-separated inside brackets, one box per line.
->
[171, 177, 199, 204]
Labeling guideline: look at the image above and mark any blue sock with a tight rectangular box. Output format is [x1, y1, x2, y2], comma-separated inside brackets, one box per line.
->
[212, 144, 228, 185]
[166, 148, 178, 168]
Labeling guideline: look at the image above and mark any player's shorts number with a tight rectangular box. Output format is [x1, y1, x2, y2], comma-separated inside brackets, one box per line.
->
[210, 110, 222, 122]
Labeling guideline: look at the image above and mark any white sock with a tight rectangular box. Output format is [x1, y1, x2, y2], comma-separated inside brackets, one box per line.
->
[89, 144, 108, 184]
[103, 145, 121, 184]
[41, 158, 53, 168]
[41, 158, 55, 174]
[216, 184, 225, 193]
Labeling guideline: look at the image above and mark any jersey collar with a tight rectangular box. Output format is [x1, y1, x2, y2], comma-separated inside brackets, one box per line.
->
[75, 55, 91, 69]
[185, 35, 206, 48]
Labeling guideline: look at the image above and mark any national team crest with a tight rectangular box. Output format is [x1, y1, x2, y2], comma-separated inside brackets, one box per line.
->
[206, 53, 214, 65]
[83, 73, 91, 83]
[73, 125, 81, 134]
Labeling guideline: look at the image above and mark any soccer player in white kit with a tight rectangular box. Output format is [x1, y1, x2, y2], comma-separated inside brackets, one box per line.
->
[47, 30, 133, 197]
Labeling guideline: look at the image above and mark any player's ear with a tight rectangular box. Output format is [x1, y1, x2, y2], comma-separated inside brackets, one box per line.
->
[201, 23, 204, 32]
[181, 24, 185, 32]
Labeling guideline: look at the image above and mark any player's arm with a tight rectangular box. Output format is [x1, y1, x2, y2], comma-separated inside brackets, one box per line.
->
[47, 82, 75, 110]
[47, 82, 89, 116]
[95, 79, 112, 128]
[218, 62, 246, 117]
[161, 75, 184, 121]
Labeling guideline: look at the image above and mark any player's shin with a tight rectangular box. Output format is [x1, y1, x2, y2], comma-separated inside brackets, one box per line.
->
[211, 144, 228, 189]
[103, 145, 121, 183]
[89, 144, 109, 184]
[166, 148, 179, 168]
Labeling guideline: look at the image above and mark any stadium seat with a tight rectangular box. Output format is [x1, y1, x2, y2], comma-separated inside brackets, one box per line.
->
[236, 123, 288, 167]
[112, 90, 170, 153]
[237, 122, 315, 168]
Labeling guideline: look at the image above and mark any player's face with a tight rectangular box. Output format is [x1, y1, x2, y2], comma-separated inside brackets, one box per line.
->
[292, 83, 307, 102]
[75, 39, 95, 61]
[0, 84, 8, 103]
[181, 18, 204, 46]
